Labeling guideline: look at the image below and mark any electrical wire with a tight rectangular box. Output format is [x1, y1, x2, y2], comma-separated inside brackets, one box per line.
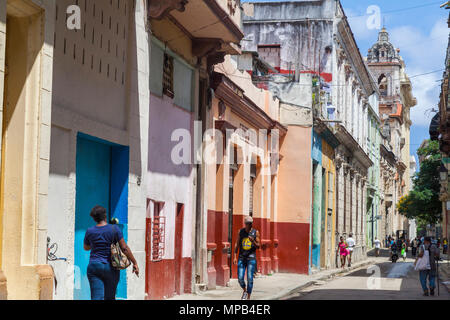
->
[346, 1, 444, 19]
[217, 63, 445, 87]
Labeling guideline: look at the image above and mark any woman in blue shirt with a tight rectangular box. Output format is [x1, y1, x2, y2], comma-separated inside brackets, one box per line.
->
[83, 205, 139, 300]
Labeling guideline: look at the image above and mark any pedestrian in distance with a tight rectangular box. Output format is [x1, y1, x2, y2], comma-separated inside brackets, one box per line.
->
[443, 238, 448, 254]
[389, 237, 396, 260]
[411, 237, 418, 257]
[346, 233, 355, 267]
[233, 216, 260, 300]
[84, 205, 139, 300]
[415, 236, 440, 296]
[338, 236, 348, 268]
[401, 240, 407, 262]
[374, 237, 381, 257]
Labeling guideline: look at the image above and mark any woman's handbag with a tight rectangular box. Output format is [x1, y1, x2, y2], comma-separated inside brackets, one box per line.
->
[110, 225, 131, 270]
[414, 245, 430, 271]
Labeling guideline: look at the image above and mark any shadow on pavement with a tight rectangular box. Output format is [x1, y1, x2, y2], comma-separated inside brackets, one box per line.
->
[287, 258, 450, 300]
[292, 288, 448, 300]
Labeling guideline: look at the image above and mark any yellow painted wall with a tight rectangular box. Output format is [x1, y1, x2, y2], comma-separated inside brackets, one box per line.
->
[1, 12, 40, 299]
[0, 1, 54, 299]
[151, 18, 195, 66]
[321, 140, 336, 267]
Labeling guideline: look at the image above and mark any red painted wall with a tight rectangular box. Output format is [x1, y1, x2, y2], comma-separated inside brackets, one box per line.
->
[145, 217, 192, 299]
[207, 214, 310, 286]
[276, 222, 310, 274]
[231, 216, 309, 277]
[253, 217, 272, 275]
[207, 210, 232, 287]
[145, 258, 192, 300]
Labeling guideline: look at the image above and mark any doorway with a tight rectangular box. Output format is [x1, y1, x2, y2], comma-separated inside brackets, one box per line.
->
[74, 133, 129, 300]
[175, 203, 184, 295]
[228, 163, 237, 278]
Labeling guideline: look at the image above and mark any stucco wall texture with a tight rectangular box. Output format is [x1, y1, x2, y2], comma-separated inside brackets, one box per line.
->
[0, 0, 55, 300]
[242, 2, 334, 75]
[276, 126, 312, 273]
[147, 93, 194, 261]
[47, 0, 149, 300]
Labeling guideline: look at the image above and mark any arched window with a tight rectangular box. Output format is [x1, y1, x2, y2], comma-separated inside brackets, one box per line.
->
[378, 74, 388, 96]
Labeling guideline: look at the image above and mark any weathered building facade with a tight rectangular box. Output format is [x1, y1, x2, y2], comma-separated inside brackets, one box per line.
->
[203, 56, 285, 289]
[146, 0, 244, 299]
[332, 7, 376, 265]
[433, 18, 450, 246]
[241, 0, 376, 271]
[367, 27, 417, 239]
[47, 0, 149, 300]
[379, 135, 397, 242]
[0, 0, 420, 300]
[366, 96, 382, 248]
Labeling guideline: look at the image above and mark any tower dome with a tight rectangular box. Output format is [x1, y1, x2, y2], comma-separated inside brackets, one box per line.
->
[367, 28, 399, 63]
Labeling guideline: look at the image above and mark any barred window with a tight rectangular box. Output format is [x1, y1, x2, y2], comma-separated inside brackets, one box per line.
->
[152, 202, 166, 261]
[163, 53, 174, 98]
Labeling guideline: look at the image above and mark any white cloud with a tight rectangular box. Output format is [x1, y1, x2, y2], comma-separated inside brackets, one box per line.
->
[388, 19, 448, 127]
[345, 8, 381, 41]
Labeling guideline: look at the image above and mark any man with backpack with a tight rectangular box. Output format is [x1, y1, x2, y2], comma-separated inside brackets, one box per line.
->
[416, 237, 440, 296]
[233, 216, 260, 300]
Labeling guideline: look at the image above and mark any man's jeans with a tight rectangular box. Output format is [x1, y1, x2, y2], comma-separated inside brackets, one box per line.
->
[419, 269, 436, 291]
[87, 261, 120, 300]
[238, 258, 256, 294]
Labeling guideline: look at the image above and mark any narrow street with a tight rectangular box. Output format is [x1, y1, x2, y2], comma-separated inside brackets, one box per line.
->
[283, 251, 450, 300]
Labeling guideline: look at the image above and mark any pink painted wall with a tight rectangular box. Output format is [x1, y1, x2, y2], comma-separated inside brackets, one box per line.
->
[275, 125, 312, 274]
[277, 126, 312, 224]
[147, 93, 194, 259]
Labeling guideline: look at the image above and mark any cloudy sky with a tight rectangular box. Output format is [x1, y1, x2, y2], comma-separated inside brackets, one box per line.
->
[341, 0, 448, 165]
[241, 0, 449, 164]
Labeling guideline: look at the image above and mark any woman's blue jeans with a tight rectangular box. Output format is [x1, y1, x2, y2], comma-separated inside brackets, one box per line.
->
[238, 258, 256, 294]
[87, 262, 120, 300]
[419, 270, 436, 291]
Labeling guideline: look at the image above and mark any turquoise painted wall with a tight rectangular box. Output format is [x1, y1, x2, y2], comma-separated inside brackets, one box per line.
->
[74, 133, 129, 300]
[311, 131, 322, 268]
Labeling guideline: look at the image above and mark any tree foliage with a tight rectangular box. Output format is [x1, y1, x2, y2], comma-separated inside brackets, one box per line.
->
[396, 140, 442, 225]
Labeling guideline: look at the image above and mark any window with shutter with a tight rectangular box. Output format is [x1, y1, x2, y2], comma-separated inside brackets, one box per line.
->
[152, 202, 166, 261]
[163, 53, 174, 98]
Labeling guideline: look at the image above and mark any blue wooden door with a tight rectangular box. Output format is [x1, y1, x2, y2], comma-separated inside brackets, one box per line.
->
[74, 136, 111, 300]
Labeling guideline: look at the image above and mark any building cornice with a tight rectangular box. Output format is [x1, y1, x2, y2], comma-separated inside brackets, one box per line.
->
[211, 72, 287, 136]
[335, 124, 373, 169]
[336, 17, 377, 96]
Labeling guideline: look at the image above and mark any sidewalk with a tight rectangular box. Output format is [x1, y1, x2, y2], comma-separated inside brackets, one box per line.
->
[169, 258, 376, 300]
[438, 253, 450, 293]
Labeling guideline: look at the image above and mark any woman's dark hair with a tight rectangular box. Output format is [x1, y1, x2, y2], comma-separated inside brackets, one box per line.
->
[90, 205, 107, 223]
